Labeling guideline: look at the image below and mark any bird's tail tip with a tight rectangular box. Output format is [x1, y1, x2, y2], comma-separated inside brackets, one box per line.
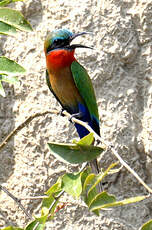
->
[89, 159, 103, 193]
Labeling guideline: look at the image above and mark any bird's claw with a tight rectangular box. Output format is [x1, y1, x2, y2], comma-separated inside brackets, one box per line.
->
[59, 108, 65, 117]
[69, 114, 75, 123]
[96, 139, 100, 145]
[69, 112, 83, 123]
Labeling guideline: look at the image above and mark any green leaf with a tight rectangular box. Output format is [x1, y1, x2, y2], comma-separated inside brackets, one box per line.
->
[0, 57, 24, 97]
[1, 227, 23, 230]
[62, 173, 82, 198]
[44, 177, 62, 197]
[87, 182, 98, 207]
[105, 195, 147, 208]
[108, 165, 123, 175]
[90, 191, 116, 211]
[80, 167, 91, 186]
[88, 162, 119, 196]
[0, 7, 32, 32]
[83, 173, 95, 192]
[0, 21, 17, 36]
[48, 142, 103, 164]
[25, 220, 39, 230]
[0, 57, 26, 75]
[0, 75, 19, 84]
[0, 0, 10, 6]
[42, 178, 62, 219]
[81, 172, 99, 216]
[81, 163, 120, 216]
[25, 217, 46, 230]
[86, 183, 99, 215]
[0, 0, 23, 7]
[11, 0, 23, 1]
[26, 208, 48, 230]
[0, 81, 5, 96]
[42, 178, 62, 209]
[140, 219, 152, 230]
[85, 163, 118, 213]
[90, 193, 146, 211]
[76, 133, 94, 146]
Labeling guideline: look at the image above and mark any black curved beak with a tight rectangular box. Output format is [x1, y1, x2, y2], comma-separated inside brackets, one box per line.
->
[69, 32, 93, 49]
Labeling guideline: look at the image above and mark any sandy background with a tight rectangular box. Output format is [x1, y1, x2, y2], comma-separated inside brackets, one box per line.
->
[0, 0, 152, 229]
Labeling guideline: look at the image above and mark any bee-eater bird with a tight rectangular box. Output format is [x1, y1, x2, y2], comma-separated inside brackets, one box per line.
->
[44, 29, 100, 176]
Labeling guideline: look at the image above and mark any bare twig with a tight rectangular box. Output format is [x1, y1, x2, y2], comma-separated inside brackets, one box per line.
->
[0, 185, 33, 220]
[79, 162, 88, 173]
[0, 110, 59, 151]
[19, 195, 49, 200]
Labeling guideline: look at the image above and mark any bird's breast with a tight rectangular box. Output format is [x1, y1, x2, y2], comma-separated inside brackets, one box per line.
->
[46, 49, 75, 69]
[48, 65, 83, 110]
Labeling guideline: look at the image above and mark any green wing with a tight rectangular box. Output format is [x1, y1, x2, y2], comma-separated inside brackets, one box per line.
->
[71, 61, 99, 121]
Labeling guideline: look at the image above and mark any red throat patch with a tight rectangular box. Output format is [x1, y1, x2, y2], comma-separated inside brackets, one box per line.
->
[46, 49, 75, 70]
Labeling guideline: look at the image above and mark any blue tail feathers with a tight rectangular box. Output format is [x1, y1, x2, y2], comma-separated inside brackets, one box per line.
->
[74, 103, 100, 138]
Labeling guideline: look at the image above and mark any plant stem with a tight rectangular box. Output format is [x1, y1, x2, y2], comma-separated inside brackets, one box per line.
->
[0, 185, 33, 220]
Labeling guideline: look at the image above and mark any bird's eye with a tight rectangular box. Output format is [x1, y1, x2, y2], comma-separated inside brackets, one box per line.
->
[53, 39, 62, 45]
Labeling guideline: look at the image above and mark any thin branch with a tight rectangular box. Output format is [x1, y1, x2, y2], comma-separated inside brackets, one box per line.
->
[0, 185, 33, 220]
[0, 109, 152, 194]
[79, 162, 88, 173]
[19, 195, 49, 200]
[0, 110, 59, 151]
[111, 148, 152, 193]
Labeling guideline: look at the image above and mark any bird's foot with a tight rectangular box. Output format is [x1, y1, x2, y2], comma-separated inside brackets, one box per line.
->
[69, 112, 83, 123]
[96, 139, 100, 145]
[59, 108, 65, 117]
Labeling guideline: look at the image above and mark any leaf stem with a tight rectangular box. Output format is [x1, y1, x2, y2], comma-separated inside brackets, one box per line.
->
[47, 190, 65, 219]
[0, 185, 33, 220]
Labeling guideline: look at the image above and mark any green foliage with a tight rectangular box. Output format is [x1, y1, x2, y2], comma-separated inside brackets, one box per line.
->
[0, 21, 16, 36]
[44, 134, 149, 227]
[140, 219, 152, 230]
[48, 134, 103, 164]
[76, 132, 94, 145]
[62, 172, 82, 198]
[0, 57, 25, 96]
[0, 0, 23, 7]
[90, 193, 146, 211]
[1, 227, 23, 230]
[42, 178, 62, 219]
[16, 160, 148, 229]
[1, 131, 150, 229]
[0, 56, 25, 75]
[0, 7, 32, 36]
[0, 2, 32, 96]
[25, 208, 49, 230]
